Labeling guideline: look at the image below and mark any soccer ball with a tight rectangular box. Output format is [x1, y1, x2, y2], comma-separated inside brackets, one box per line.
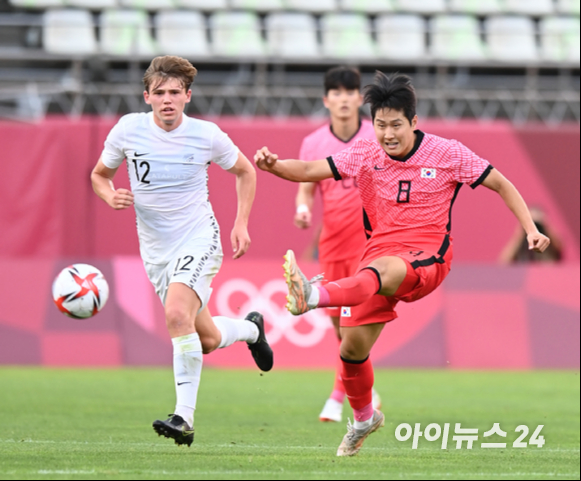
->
[52, 264, 109, 319]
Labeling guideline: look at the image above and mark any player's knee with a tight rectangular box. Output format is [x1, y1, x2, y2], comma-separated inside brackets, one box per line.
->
[340, 343, 368, 362]
[165, 305, 194, 332]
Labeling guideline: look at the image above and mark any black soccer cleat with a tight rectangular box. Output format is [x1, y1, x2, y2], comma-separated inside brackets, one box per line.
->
[152, 414, 194, 447]
[246, 311, 274, 372]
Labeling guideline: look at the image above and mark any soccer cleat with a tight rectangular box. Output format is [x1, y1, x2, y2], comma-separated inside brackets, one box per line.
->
[319, 398, 343, 423]
[283, 250, 323, 315]
[372, 388, 382, 411]
[246, 311, 274, 372]
[152, 414, 194, 447]
[336, 410, 385, 457]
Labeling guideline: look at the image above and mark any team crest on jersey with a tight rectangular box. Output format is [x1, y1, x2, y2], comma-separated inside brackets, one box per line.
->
[421, 168, 437, 179]
[341, 307, 352, 317]
[184, 154, 195, 163]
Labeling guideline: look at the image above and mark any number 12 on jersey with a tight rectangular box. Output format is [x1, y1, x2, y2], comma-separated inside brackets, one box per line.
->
[132, 159, 151, 184]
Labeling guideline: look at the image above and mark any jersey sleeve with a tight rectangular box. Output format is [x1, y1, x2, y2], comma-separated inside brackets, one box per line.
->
[211, 127, 239, 170]
[451, 141, 494, 189]
[328, 140, 368, 180]
[101, 117, 127, 169]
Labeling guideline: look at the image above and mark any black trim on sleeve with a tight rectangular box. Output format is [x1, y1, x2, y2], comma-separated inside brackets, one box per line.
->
[361, 267, 382, 294]
[327, 156, 342, 181]
[363, 208, 373, 240]
[410, 235, 450, 270]
[341, 355, 370, 365]
[446, 183, 464, 232]
[471, 164, 494, 190]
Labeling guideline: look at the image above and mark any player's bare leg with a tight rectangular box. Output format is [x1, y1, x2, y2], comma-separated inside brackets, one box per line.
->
[337, 323, 386, 456]
[153, 282, 201, 447]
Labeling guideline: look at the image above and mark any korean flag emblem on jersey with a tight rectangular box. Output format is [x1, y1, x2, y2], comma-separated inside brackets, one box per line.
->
[421, 168, 437, 179]
[341, 307, 351, 317]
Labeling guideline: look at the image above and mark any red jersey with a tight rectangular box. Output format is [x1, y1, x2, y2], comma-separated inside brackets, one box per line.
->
[329, 131, 493, 247]
[299, 119, 376, 261]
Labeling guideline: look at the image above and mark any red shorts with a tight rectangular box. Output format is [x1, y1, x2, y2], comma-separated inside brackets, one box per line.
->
[320, 257, 360, 317]
[340, 234, 453, 327]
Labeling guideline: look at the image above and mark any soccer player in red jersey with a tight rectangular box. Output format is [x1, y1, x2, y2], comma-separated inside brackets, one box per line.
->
[294, 66, 381, 423]
[255, 72, 551, 456]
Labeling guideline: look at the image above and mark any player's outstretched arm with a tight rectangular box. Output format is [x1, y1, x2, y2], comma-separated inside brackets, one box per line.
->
[482, 169, 550, 253]
[227, 152, 256, 259]
[91, 157, 134, 210]
[254, 147, 334, 183]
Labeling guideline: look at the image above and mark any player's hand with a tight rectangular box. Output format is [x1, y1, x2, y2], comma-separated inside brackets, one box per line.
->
[294, 210, 312, 229]
[231, 223, 251, 259]
[108, 188, 134, 210]
[254, 147, 278, 172]
[527, 232, 551, 253]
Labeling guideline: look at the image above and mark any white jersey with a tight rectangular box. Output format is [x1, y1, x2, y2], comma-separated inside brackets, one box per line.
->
[101, 112, 239, 265]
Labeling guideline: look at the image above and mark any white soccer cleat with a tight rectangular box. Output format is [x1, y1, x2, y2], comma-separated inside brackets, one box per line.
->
[337, 410, 385, 457]
[319, 398, 343, 423]
[372, 387, 382, 411]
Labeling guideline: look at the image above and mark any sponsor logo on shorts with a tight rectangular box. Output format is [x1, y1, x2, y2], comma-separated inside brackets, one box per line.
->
[421, 168, 437, 179]
[341, 307, 351, 317]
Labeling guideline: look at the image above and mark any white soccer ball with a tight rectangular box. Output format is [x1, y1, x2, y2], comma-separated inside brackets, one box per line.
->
[52, 264, 109, 319]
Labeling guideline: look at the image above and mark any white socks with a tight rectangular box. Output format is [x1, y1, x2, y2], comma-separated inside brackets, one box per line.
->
[307, 286, 320, 308]
[172, 333, 203, 428]
[214, 316, 259, 348]
[354, 415, 375, 430]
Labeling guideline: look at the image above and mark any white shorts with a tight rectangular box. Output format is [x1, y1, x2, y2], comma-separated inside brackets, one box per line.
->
[144, 236, 223, 312]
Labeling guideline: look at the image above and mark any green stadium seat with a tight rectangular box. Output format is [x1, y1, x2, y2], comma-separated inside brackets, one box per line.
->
[174, 0, 227, 11]
[393, 0, 447, 15]
[230, 0, 284, 12]
[285, 0, 337, 14]
[503, 0, 554, 16]
[321, 13, 376, 58]
[338, 0, 394, 15]
[156, 10, 210, 57]
[43, 8, 97, 54]
[486, 15, 538, 62]
[556, 0, 580, 15]
[210, 11, 266, 57]
[431, 14, 487, 61]
[540, 16, 580, 63]
[449, 0, 503, 15]
[266, 12, 320, 58]
[376, 14, 426, 59]
[100, 9, 157, 56]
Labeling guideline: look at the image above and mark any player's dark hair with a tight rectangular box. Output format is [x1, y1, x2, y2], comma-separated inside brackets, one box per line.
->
[324, 66, 361, 94]
[143, 56, 198, 93]
[363, 71, 417, 123]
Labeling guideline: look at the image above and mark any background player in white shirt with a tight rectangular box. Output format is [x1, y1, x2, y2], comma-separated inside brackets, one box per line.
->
[91, 56, 273, 447]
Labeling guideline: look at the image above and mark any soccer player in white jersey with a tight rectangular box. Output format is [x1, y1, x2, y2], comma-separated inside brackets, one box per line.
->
[91, 56, 273, 447]
[256, 72, 550, 456]
[294, 66, 381, 423]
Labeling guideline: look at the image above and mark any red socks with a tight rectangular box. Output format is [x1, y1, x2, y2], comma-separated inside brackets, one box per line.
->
[341, 356, 374, 421]
[317, 268, 380, 308]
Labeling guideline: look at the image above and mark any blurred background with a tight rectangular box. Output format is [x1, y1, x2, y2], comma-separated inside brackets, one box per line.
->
[0, 0, 579, 370]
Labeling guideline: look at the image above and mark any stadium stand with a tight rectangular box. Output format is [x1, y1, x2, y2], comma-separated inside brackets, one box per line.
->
[431, 14, 486, 61]
[156, 10, 210, 57]
[285, 0, 337, 13]
[230, 0, 284, 13]
[392, 0, 447, 14]
[486, 15, 539, 62]
[67, 0, 116, 10]
[449, 0, 503, 15]
[100, 9, 157, 56]
[210, 11, 266, 57]
[375, 14, 426, 59]
[321, 12, 376, 58]
[120, 0, 175, 10]
[503, 0, 555, 16]
[556, 0, 580, 15]
[43, 9, 97, 55]
[174, 0, 227, 10]
[540, 15, 581, 63]
[338, 0, 394, 14]
[266, 12, 319, 58]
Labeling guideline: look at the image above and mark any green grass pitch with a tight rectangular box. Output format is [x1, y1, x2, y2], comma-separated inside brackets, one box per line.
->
[0, 368, 578, 480]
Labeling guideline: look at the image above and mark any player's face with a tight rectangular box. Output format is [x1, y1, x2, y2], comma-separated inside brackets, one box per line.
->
[373, 108, 418, 158]
[143, 77, 191, 131]
[323, 87, 363, 121]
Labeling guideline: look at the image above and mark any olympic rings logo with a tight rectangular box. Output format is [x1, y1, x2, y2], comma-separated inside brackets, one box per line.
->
[215, 278, 332, 348]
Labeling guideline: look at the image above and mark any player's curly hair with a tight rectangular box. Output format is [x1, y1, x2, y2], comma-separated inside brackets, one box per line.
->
[363, 71, 416, 123]
[143, 56, 198, 93]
